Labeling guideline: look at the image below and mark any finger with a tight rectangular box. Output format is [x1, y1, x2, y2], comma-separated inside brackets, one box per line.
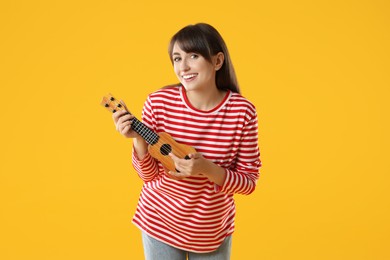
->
[190, 153, 202, 159]
[165, 171, 181, 180]
[168, 171, 188, 180]
[169, 153, 186, 170]
[112, 109, 128, 122]
[116, 114, 134, 131]
[122, 120, 133, 128]
[118, 119, 133, 132]
[121, 125, 131, 135]
[117, 113, 134, 124]
[169, 153, 179, 163]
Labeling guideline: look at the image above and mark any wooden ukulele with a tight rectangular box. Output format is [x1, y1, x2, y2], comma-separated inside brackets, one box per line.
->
[101, 93, 196, 172]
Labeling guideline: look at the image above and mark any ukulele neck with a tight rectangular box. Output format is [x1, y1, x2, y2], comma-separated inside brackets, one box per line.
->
[131, 118, 159, 145]
[100, 93, 159, 146]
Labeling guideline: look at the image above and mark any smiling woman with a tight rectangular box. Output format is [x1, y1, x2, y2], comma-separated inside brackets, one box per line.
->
[168, 23, 239, 95]
[171, 45, 226, 111]
[112, 23, 261, 260]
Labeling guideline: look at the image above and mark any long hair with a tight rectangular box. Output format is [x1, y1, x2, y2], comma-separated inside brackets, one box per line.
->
[168, 23, 240, 94]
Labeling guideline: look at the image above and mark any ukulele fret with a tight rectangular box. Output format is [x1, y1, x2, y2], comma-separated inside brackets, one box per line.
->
[131, 118, 159, 145]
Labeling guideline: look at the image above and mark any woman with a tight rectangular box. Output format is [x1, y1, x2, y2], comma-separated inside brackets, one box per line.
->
[113, 23, 261, 260]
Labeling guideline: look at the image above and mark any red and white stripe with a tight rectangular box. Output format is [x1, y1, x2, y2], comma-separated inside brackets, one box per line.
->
[131, 86, 261, 253]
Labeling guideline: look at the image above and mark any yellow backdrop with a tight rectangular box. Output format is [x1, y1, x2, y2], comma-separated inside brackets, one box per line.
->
[1, 0, 389, 259]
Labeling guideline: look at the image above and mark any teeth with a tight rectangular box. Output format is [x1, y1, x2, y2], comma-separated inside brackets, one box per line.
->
[182, 74, 197, 79]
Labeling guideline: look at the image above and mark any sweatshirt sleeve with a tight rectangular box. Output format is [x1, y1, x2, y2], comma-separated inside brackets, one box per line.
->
[131, 96, 159, 182]
[216, 112, 261, 195]
[132, 149, 159, 182]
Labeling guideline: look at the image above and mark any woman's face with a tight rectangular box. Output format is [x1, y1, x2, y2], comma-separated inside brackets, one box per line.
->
[172, 42, 218, 92]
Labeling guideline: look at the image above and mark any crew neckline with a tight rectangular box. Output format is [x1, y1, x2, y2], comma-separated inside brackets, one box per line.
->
[180, 85, 231, 114]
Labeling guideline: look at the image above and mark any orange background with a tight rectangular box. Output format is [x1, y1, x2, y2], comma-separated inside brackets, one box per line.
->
[1, 0, 389, 259]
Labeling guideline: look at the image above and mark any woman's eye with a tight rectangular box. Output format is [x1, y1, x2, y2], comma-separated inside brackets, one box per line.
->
[173, 57, 181, 62]
[191, 54, 199, 59]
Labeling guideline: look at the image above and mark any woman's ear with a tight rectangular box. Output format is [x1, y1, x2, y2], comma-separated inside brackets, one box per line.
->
[214, 52, 225, 71]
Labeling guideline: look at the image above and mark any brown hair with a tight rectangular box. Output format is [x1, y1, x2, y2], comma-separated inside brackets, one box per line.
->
[168, 23, 240, 94]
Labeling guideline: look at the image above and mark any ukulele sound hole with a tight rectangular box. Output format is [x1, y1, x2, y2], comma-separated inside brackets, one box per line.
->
[160, 144, 172, 156]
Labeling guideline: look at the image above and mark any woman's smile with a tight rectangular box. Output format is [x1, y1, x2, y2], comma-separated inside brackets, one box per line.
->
[182, 73, 198, 82]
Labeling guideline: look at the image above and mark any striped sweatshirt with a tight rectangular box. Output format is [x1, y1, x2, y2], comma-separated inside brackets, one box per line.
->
[132, 85, 261, 253]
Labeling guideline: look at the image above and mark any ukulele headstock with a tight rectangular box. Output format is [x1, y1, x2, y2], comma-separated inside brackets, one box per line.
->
[100, 93, 127, 113]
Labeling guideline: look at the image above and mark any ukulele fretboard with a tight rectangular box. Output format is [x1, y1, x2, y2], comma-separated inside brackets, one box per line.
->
[101, 93, 159, 145]
[131, 118, 159, 145]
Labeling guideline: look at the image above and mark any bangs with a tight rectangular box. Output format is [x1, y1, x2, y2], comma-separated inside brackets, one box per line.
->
[169, 26, 212, 62]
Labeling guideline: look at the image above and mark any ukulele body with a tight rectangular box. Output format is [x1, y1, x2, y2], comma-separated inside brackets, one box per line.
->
[148, 132, 197, 172]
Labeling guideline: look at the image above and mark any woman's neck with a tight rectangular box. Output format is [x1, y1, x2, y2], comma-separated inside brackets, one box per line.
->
[185, 86, 226, 111]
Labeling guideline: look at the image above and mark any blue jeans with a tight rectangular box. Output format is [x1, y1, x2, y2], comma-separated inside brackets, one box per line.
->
[141, 232, 232, 260]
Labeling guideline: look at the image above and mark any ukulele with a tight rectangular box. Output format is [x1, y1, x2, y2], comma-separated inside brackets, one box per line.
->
[101, 93, 196, 172]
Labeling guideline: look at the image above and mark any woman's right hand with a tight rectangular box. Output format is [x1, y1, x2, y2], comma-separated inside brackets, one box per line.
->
[112, 101, 139, 139]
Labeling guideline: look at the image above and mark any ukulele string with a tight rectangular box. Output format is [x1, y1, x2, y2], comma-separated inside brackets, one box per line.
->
[132, 120, 170, 152]
[132, 121, 174, 155]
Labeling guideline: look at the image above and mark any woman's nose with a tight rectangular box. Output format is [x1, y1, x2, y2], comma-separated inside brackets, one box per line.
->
[180, 59, 190, 71]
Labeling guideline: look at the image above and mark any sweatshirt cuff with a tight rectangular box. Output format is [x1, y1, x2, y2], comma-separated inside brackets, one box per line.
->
[214, 168, 232, 193]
